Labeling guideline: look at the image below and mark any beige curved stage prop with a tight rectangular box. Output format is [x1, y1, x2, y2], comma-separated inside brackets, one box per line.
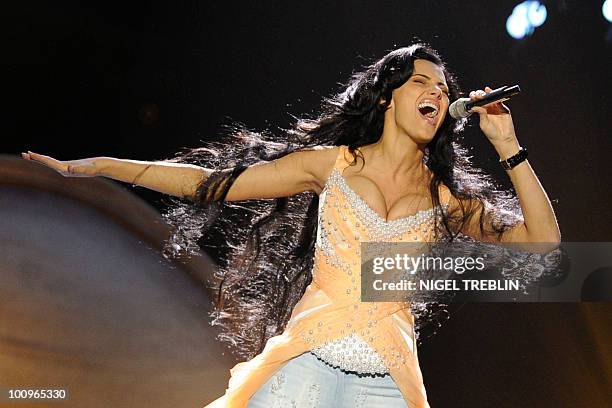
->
[0, 155, 236, 408]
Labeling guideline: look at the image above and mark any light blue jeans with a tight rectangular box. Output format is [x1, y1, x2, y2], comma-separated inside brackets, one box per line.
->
[247, 352, 409, 408]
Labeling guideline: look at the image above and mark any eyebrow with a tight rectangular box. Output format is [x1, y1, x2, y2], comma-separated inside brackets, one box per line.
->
[411, 73, 448, 88]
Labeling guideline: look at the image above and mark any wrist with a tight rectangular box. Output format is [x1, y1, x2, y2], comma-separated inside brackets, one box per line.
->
[493, 138, 521, 160]
[500, 147, 528, 170]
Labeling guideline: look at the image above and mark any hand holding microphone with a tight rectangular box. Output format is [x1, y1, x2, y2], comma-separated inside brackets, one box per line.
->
[454, 85, 522, 152]
[449, 84, 521, 119]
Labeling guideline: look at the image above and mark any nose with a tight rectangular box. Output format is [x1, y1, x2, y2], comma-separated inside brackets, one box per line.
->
[428, 86, 443, 98]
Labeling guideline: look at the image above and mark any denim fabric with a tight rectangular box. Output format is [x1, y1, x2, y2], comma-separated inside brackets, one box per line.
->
[247, 352, 409, 408]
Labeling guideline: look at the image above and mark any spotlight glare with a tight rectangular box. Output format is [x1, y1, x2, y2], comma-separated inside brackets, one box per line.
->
[506, 13, 530, 39]
[604, 0, 612, 23]
[513, 3, 529, 19]
[527, 1, 547, 27]
[507, 1, 547, 40]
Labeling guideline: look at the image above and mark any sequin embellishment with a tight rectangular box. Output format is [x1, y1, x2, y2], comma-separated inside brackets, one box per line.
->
[311, 166, 448, 375]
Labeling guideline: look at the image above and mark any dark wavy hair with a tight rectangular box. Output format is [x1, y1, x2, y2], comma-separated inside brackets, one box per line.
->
[162, 43, 522, 360]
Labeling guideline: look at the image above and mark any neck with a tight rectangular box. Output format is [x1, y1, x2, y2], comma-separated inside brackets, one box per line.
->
[362, 123, 428, 183]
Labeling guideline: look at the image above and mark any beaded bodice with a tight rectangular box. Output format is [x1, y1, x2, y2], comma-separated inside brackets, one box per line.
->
[309, 147, 447, 375]
[205, 145, 441, 408]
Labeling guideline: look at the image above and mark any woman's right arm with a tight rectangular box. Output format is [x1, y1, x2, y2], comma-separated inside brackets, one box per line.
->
[21, 152, 207, 199]
[21, 146, 338, 201]
[97, 157, 207, 199]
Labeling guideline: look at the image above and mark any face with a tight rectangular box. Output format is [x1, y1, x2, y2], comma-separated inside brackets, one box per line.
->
[386, 59, 450, 144]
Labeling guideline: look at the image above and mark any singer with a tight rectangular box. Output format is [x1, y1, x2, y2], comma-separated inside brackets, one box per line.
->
[21, 44, 560, 407]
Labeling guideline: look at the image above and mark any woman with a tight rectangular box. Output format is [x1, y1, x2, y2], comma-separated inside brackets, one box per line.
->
[22, 44, 560, 407]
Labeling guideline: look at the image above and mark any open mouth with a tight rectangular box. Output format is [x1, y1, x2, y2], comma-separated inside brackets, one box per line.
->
[417, 100, 440, 126]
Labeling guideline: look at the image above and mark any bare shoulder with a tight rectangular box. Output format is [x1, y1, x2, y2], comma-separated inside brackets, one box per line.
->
[296, 145, 340, 193]
[438, 183, 454, 208]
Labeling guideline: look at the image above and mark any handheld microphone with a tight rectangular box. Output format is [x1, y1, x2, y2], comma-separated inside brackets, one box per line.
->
[449, 84, 521, 119]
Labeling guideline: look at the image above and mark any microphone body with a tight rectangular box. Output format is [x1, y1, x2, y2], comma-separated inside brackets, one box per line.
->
[449, 85, 521, 119]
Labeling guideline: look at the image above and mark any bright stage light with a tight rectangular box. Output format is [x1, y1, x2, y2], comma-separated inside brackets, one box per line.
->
[527, 1, 547, 27]
[507, 12, 531, 39]
[506, 1, 547, 40]
[604, 0, 612, 23]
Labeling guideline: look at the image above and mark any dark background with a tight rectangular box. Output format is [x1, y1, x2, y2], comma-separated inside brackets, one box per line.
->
[2, 1, 611, 406]
[2, 0, 611, 241]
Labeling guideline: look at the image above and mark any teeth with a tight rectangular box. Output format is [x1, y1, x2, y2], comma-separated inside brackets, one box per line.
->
[418, 101, 439, 118]
[418, 102, 438, 109]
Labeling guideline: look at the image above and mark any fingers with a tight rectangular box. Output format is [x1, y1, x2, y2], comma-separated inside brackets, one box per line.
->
[20, 151, 39, 161]
[468, 88, 488, 116]
[468, 86, 510, 116]
[469, 90, 485, 99]
[21, 152, 99, 177]
[21, 151, 54, 165]
[470, 106, 487, 115]
[468, 87, 491, 101]
[21, 151, 67, 173]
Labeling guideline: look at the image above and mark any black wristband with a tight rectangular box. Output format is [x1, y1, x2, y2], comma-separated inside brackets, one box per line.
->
[500, 147, 528, 170]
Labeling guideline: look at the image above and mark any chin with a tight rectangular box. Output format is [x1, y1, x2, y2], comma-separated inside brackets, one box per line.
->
[407, 132, 436, 146]
[400, 118, 442, 145]
[419, 125, 441, 142]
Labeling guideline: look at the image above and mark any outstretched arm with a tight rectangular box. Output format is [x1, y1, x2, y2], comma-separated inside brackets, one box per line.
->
[21, 146, 337, 201]
[21, 152, 207, 199]
[457, 87, 561, 246]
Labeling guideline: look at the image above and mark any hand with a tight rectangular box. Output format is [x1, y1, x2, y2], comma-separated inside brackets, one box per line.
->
[469, 86, 519, 149]
[21, 151, 100, 177]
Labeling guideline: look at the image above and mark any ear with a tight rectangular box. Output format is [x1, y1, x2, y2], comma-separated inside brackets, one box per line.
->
[379, 97, 393, 109]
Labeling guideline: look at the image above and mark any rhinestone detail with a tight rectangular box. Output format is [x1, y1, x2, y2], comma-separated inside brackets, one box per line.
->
[329, 168, 448, 241]
[310, 162, 448, 375]
[310, 334, 388, 375]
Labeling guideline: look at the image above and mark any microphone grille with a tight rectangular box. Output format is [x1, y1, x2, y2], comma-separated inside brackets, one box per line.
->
[449, 98, 471, 119]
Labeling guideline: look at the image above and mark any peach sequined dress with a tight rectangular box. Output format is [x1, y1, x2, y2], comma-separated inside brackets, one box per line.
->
[205, 145, 451, 408]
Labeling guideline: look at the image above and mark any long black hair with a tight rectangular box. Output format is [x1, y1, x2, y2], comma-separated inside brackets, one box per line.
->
[162, 43, 522, 360]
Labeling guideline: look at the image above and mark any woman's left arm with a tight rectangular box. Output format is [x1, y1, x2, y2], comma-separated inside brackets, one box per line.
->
[469, 86, 561, 246]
